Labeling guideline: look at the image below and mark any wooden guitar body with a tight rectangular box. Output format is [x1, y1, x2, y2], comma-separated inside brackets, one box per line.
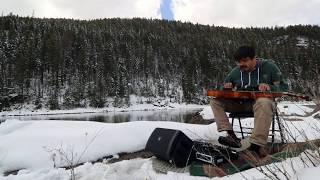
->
[207, 90, 310, 101]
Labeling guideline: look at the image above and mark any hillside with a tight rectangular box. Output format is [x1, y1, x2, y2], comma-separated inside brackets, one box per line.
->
[1, 15, 320, 110]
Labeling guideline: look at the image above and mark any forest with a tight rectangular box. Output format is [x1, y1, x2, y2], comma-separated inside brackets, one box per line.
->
[0, 15, 319, 110]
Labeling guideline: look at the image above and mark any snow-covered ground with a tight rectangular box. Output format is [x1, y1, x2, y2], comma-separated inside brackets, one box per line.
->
[0, 101, 319, 180]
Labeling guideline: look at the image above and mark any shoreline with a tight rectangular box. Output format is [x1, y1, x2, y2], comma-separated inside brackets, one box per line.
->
[0, 103, 206, 117]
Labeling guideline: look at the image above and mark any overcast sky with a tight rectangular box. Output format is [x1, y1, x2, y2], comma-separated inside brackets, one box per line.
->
[1, 0, 320, 27]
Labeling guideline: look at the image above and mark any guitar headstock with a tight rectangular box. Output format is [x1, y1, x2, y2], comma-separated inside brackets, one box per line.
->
[285, 92, 312, 101]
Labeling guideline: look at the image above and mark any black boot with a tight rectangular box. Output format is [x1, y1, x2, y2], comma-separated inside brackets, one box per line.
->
[218, 130, 241, 148]
[248, 143, 261, 154]
[227, 130, 240, 141]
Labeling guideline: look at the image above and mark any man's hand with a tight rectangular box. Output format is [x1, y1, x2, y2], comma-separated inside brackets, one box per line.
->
[223, 83, 233, 89]
[258, 83, 270, 91]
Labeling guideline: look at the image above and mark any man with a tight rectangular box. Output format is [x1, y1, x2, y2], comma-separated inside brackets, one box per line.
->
[210, 45, 288, 156]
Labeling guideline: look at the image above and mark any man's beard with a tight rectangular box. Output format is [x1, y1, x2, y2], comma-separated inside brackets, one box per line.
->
[240, 66, 248, 71]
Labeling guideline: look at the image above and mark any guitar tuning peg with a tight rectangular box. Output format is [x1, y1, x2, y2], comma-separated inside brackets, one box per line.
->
[305, 95, 311, 101]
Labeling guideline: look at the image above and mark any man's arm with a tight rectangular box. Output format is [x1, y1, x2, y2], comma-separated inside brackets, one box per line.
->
[268, 63, 289, 92]
[222, 68, 238, 89]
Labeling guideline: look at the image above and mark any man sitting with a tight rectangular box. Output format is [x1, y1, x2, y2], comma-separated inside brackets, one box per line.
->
[210, 45, 288, 156]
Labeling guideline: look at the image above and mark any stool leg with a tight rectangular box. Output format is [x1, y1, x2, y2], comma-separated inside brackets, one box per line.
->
[276, 111, 285, 143]
[232, 117, 234, 126]
[271, 116, 275, 143]
[238, 118, 245, 139]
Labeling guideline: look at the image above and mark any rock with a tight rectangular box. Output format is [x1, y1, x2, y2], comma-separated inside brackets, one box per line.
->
[189, 112, 214, 124]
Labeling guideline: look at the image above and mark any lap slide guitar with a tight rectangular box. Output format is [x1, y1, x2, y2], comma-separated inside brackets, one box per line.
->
[207, 89, 310, 101]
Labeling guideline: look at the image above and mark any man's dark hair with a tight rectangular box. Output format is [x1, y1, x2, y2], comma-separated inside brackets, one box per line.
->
[234, 45, 255, 61]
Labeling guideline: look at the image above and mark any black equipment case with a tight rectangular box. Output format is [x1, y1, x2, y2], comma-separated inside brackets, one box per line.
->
[193, 141, 239, 166]
[145, 128, 194, 167]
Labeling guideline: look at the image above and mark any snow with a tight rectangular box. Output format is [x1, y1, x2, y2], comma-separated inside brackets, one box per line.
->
[296, 166, 320, 180]
[199, 106, 214, 120]
[0, 120, 217, 174]
[296, 36, 309, 47]
[277, 101, 315, 116]
[0, 101, 319, 180]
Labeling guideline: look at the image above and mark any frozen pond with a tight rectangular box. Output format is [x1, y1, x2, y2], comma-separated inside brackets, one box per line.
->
[0, 108, 203, 123]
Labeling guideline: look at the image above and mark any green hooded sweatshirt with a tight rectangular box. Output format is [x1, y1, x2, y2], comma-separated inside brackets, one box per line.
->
[224, 59, 288, 92]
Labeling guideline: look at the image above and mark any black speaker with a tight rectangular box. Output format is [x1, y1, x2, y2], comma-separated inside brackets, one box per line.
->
[145, 128, 194, 167]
